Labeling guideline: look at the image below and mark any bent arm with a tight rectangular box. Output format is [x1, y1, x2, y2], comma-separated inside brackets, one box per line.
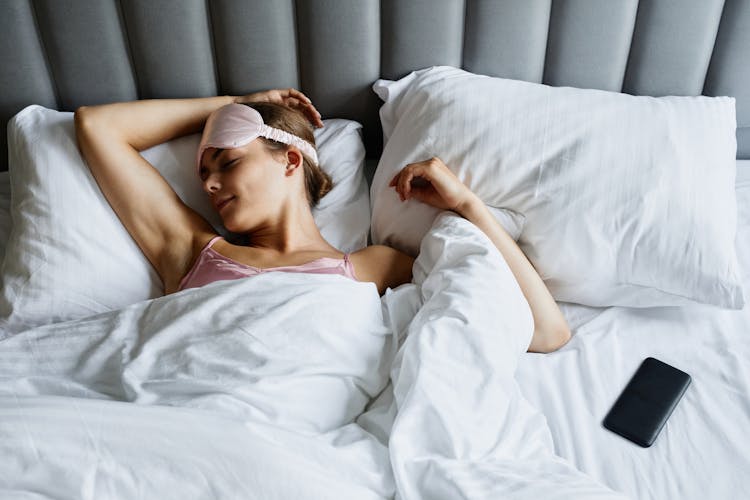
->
[74, 90, 321, 292]
[76, 86, 322, 153]
[455, 197, 571, 353]
[73, 97, 234, 286]
[76, 95, 235, 151]
[390, 157, 572, 353]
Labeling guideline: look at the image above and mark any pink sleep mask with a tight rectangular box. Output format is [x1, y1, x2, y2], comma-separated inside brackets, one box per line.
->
[196, 103, 319, 175]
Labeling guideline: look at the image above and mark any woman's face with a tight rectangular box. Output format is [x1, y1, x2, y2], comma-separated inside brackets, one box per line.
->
[199, 139, 296, 233]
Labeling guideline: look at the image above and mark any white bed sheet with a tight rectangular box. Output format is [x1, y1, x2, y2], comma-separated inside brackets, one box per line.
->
[515, 160, 750, 499]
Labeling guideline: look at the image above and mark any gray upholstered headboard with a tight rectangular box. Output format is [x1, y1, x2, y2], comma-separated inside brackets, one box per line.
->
[2, 0, 749, 173]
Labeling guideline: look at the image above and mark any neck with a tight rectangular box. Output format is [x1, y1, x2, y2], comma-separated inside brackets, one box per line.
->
[245, 200, 333, 254]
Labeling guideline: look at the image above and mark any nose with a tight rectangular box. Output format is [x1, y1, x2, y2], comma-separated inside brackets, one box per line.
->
[202, 172, 222, 194]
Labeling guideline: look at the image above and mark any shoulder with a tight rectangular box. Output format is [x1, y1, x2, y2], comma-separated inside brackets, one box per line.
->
[350, 245, 415, 295]
[350, 244, 414, 268]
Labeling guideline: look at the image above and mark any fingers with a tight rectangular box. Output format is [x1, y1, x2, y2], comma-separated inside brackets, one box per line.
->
[390, 161, 431, 201]
[293, 103, 322, 128]
[285, 97, 302, 108]
[283, 88, 313, 104]
[390, 168, 408, 200]
[389, 157, 467, 209]
[398, 166, 418, 200]
[241, 89, 323, 128]
[396, 171, 411, 201]
[281, 89, 323, 128]
[388, 173, 398, 187]
[283, 94, 323, 128]
[305, 105, 324, 128]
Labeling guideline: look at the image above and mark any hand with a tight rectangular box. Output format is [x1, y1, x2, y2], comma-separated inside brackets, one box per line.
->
[389, 157, 477, 213]
[234, 88, 324, 128]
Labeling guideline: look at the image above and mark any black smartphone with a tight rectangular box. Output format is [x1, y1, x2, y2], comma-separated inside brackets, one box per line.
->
[602, 357, 691, 447]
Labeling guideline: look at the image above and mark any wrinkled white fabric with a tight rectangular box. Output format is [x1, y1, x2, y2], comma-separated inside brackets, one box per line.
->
[0, 215, 630, 499]
[0, 273, 396, 499]
[382, 212, 630, 499]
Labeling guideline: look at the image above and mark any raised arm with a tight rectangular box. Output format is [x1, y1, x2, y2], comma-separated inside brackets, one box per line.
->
[76, 95, 235, 150]
[76, 89, 322, 152]
[74, 89, 322, 293]
[75, 96, 234, 290]
[389, 157, 572, 353]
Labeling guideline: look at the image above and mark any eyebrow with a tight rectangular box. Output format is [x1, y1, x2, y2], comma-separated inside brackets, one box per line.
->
[200, 148, 226, 173]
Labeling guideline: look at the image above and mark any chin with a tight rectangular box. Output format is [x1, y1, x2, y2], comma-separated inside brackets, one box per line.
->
[222, 217, 251, 235]
[222, 220, 241, 234]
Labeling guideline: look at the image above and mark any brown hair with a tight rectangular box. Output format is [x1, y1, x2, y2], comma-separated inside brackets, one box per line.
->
[242, 102, 333, 208]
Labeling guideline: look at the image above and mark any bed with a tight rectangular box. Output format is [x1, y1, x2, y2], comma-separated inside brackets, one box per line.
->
[1, 1, 749, 499]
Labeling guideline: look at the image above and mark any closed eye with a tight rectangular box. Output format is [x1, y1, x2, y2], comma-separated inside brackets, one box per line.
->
[221, 159, 238, 170]
[199, 159, 236, 181]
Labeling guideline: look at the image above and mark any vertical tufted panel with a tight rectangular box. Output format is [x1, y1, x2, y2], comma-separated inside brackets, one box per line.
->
[296, 0, 381, 155]
[623, 0, 725, 96]
[32, 0, 137, 110]
[120, 0, 217, 99]
[543, 0, 638, 91]
[381, 0, 465, 81]
[0, 0, 57, 168]
[0, 1, 57, 112]
[209, 0, 299, 96]
[704, 0, 750, 158]
[463, 0, 550, 83]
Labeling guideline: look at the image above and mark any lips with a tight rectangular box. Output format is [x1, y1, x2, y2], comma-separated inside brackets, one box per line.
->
[216, 196, 235, 211]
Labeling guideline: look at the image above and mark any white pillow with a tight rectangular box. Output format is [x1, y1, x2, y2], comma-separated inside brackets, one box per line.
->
[371, 66, 744, 309]
[0, 105, 370, 334]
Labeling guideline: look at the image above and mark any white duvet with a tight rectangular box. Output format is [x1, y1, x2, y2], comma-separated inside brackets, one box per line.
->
[0, 213, 628, 499]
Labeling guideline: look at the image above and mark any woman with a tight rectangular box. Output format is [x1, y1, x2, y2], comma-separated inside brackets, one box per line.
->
[74, 88, 570, 353]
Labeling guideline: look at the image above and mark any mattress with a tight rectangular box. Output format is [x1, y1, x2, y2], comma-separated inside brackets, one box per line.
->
[515, 160, 750, 499]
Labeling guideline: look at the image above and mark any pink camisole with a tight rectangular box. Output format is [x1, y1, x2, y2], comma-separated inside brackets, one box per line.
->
[178, 236, 359, 292]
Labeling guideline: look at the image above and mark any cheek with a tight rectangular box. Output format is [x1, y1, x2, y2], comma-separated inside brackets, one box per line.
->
[230, 171, 280, 208]
[228, 166, 260, 190]
[249, 167, 287, 193]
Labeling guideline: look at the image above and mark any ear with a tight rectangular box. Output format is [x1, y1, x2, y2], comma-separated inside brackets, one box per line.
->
[284, 149, 303, 176]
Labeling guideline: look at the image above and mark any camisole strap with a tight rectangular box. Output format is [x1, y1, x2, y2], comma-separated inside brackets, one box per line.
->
[205, 235, 224, 250]
[177, 235, 225, 292]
